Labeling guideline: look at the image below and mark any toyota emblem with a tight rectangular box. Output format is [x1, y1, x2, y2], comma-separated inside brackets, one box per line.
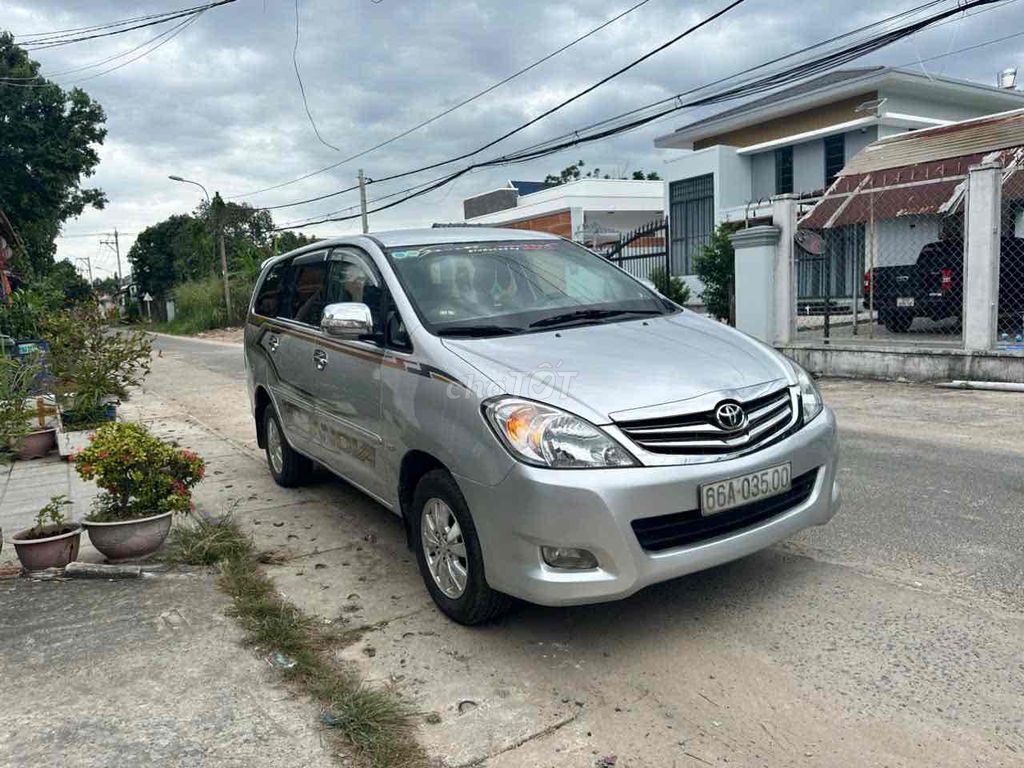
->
[714, 401, 746, 431]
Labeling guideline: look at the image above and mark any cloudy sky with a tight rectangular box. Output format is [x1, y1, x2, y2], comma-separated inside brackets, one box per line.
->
[5, 0, 1024, 280]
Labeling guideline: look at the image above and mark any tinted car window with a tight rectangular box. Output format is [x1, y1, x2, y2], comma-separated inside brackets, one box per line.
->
[284, 255, 329, 325]
[254, 261, 289, 317]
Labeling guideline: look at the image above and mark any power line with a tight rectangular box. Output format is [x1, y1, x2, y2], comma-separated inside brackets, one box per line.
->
[262, 0, 936, 215]
[291, 0, 341, 152]
[1, 14, 205, 88]
[260, 0, 748, 213]
[281, 0, 1008, 228]
[16, 0, 236, 50]
[2, 14, 201, 83]
[229, 0, 657, 199]
[14, 2, 219, 39]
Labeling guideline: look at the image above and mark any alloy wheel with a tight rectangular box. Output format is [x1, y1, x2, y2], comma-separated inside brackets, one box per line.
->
[421, 498, 468, 598]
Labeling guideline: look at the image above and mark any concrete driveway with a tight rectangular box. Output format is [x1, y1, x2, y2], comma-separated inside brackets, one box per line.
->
[141, 333, 1024, 767]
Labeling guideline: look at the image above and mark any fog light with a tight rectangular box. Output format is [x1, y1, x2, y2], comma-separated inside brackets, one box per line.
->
[541, 546, 598, 570]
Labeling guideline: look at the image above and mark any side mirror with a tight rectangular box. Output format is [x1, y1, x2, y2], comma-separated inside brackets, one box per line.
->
[321, 303, 373, 338]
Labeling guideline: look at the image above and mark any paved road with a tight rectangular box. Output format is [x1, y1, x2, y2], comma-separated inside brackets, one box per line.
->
[147, 333, 1024, 767]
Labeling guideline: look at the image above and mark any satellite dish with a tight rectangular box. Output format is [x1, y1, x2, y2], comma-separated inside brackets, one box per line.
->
[795, 228, 822, 256]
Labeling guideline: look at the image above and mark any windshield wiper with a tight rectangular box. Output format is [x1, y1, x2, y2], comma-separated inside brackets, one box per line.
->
[528, 308, 662, 329]
[436, 324, 523, 338]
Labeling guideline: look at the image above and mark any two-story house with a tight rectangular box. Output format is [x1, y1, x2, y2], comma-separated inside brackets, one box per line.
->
[654, 66, 1024, 278]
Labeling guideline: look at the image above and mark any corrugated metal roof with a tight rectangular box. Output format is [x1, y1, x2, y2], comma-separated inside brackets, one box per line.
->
[841, 108, 1024, 175]
[800, 113, 1024, 229]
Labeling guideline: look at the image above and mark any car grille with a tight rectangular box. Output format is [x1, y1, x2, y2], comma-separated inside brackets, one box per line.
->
[631, 469, 819, 552]
[615, 387, 798, 457]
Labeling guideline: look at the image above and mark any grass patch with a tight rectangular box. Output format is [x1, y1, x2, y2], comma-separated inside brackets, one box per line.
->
[167, 517, 426, 768]
[166, 516, 253, 566]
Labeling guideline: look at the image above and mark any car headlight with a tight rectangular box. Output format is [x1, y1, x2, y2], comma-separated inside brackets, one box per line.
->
[483, 397, 636, 469]
[793, 364, 823, 423]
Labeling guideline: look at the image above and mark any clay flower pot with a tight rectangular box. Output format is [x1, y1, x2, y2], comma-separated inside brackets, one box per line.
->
[15, 428, 57, 460]
[83, 511, 173, 562]
[11, 523, 82, 573]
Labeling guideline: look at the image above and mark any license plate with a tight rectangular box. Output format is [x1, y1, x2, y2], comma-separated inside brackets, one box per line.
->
[700, 463, 792, 516]
[896, 296, 915, 308]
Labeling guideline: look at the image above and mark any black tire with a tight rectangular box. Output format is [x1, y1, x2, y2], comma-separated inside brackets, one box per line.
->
[881, 309, 914, 333]
[263, 407, 313, 487]
[410, 470, 511, 625]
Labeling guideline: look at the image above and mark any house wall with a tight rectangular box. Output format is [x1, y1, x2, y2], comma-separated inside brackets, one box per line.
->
[793, 140, 824, 194]
[870, 217, 942, 267]
[751, 152, 775, 200]
[662, 145, 751, 223]
[693, 93, 876, 149]
[498, 209, 574, 238]
[583, 209, 663, 234]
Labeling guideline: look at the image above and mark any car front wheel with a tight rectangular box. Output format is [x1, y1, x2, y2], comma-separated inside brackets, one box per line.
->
[264, 407, 312, 487]
[410, 470, 511, 625]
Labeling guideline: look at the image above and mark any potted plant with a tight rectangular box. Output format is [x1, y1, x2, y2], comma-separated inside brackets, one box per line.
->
[74, 422, 205, 561]
[42, 302, 152, 455]
[11, 495, 81, 573]
[0, 356, 55, 460]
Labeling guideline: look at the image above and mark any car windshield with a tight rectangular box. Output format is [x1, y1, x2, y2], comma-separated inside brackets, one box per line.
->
[387, 239, 673, 336]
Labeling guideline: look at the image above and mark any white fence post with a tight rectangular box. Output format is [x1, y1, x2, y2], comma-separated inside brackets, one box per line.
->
[771, 194, 798, 344]
[731, 225, 782, 342]
[963, 162, 1002, 352]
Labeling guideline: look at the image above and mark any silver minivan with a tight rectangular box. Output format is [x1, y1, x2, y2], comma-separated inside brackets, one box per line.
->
[245, 228, 840, 624]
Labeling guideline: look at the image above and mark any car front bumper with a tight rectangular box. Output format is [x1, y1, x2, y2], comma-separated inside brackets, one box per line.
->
[455, 407, 840, 606]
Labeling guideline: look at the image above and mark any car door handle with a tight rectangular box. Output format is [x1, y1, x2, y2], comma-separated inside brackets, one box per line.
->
[313, 349, 328, 371]
[267, 334, 280, 352]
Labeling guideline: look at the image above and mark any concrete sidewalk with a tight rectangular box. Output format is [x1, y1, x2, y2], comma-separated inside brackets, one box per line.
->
[0, 453, 102, 569]
[0, 428, 339, 767]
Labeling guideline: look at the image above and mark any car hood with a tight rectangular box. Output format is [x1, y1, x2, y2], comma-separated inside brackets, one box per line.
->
[441, 312, 793, 424]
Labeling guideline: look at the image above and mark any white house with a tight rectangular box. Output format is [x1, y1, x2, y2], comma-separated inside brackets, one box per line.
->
[654, 66, 1024, 278]
[462, 178, 664, 248]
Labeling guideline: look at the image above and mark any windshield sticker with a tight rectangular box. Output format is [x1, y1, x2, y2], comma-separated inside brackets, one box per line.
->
[391, 249, 421, 259]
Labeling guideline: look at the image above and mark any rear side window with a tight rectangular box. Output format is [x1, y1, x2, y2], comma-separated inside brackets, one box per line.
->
[254, 261, 288, 317]
[286, 257, 329, 325]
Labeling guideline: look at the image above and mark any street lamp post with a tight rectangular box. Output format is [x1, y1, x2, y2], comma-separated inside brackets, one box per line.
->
[168, 175, 231, 320]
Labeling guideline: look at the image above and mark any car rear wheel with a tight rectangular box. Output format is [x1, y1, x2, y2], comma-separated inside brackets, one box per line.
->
[881, 309, 914, 333]
[410, 470, 511, 625]
[264, 407, 313, 487]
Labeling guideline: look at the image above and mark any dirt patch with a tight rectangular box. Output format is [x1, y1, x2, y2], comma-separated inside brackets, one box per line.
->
[193, 327, 244, 344]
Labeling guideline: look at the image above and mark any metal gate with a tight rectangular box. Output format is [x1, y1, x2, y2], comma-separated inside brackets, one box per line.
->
[602, 216, 670, 282]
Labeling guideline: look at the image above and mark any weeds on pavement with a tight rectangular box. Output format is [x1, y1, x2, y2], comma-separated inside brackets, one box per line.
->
[167, 517, 426, 768]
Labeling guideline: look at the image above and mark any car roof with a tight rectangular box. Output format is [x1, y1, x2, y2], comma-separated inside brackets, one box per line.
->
[261, 227, 562, 271]
[372, 227, 559, 247]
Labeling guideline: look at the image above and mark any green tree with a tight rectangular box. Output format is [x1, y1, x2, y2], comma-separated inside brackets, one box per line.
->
[648, 266, 690, 305]
[544, 160, 661, 185]
[128, 215, 211, 298]
[0, 33, 107, 275]
[693, 223, 737, 322]
[274, 230, 319, 255]
[92, 275, 120, 295]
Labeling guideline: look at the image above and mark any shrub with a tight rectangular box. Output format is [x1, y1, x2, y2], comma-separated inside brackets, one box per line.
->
[648, 266, 691, 305]
[693, 223, 737, 322]
[74, 422, 206, 522]
[43, 302, 152, 427]
[0, 356, 39, 460]
[22, 495, 74, 539]
[169, 274, 255, 334]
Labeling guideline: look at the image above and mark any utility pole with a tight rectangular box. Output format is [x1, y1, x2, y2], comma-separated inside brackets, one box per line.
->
[358, 169, 369, 234]
[113, 229, 122, 289]
[215, 192, 232, 321]
[75, 255, 93, 283]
